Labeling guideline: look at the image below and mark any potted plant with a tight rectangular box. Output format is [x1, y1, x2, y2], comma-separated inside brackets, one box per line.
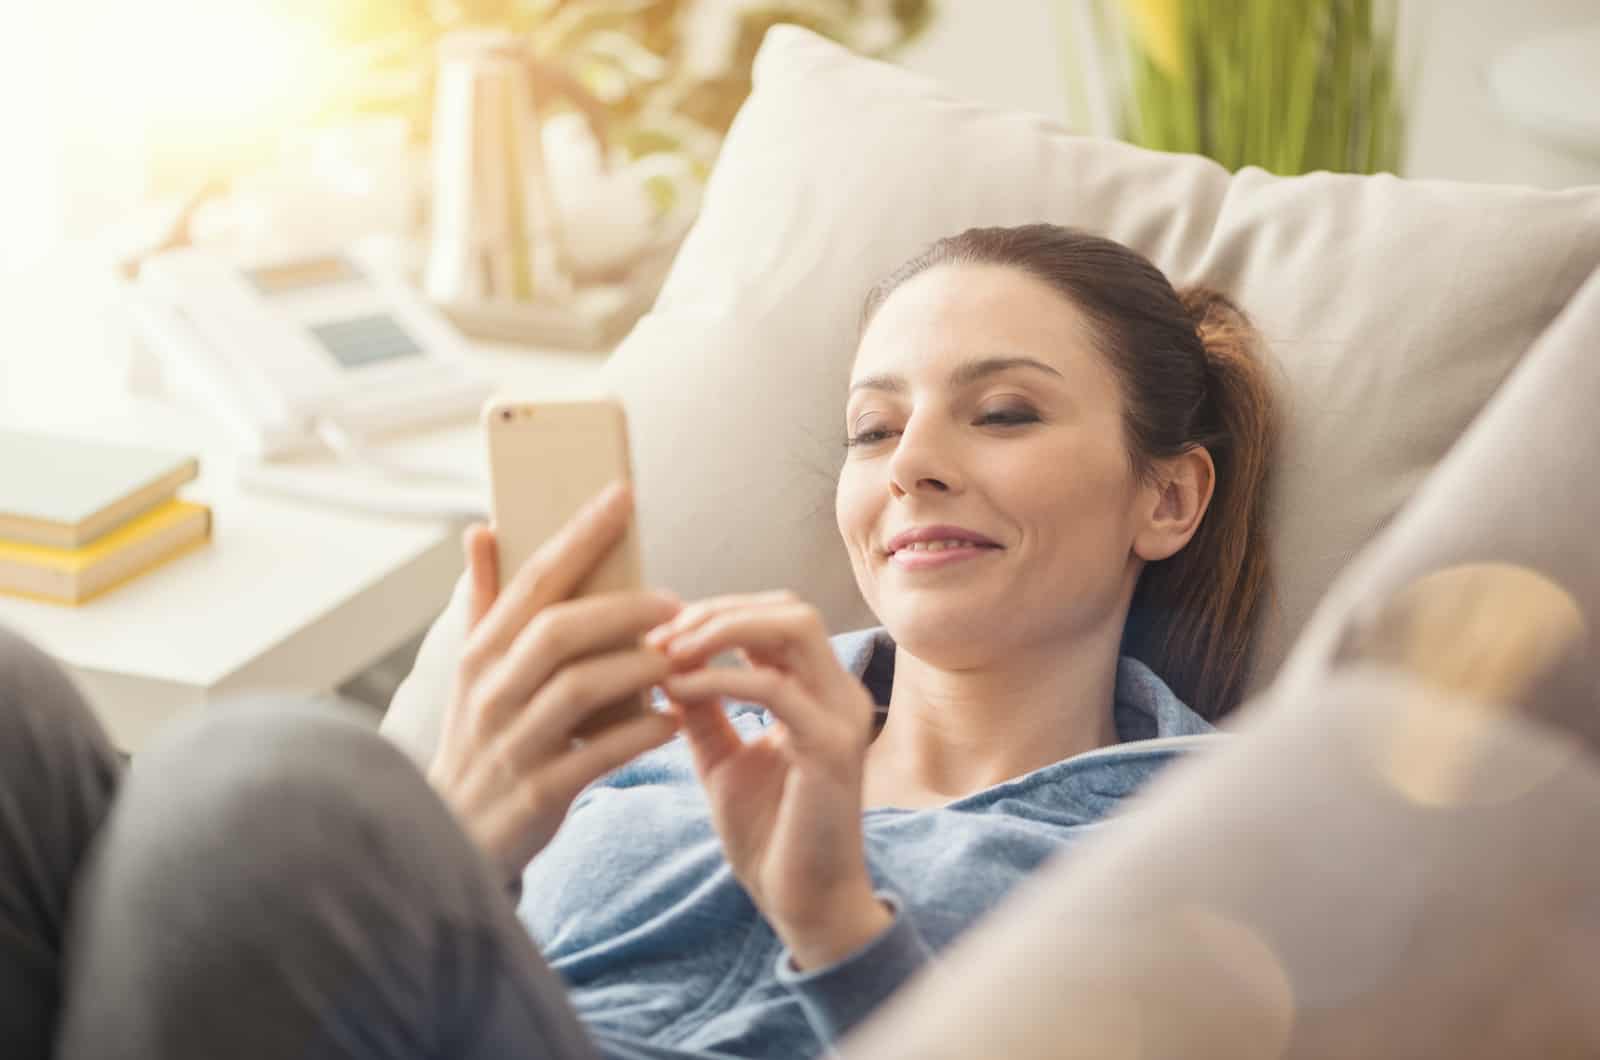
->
[1060, 0, 1406, 175]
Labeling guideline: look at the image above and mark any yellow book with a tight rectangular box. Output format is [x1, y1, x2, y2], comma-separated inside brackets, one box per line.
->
[0, 500, 211, 605]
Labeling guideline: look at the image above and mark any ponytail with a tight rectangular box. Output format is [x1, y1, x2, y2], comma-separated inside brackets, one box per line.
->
[1123, 286, 1277, 719]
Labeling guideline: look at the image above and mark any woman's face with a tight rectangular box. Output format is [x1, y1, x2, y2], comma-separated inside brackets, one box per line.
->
[836, 263, 1155, 666]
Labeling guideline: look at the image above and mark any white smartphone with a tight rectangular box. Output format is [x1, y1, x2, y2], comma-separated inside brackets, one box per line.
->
[483, 397, 649, 737]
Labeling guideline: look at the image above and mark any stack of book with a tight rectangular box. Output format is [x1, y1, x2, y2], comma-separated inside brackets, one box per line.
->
[1, 431, 212, 605]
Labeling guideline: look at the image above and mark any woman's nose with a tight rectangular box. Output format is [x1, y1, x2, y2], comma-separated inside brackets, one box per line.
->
[887, 420, 959, 497]
[889, 473, 949, 498]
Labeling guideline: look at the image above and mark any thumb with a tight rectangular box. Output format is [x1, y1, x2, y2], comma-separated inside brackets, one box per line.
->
[668, 695, 744, 781]
[464, 523, 499, 630]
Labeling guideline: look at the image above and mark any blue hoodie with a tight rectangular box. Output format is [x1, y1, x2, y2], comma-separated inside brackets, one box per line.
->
[518, 627, 1216, 1059]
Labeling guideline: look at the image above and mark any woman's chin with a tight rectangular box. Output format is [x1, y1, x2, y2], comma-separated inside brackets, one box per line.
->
[881, 607, 1007, 662]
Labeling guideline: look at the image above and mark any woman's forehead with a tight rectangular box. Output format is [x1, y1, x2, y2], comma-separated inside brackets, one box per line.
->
[853, 263, 1099, 381]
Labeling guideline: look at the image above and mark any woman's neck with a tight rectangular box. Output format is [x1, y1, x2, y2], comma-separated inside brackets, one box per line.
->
[861, 628, 1123, 810]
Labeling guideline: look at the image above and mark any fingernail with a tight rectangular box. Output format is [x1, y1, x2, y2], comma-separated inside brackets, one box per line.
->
[645, 606, 683, 640]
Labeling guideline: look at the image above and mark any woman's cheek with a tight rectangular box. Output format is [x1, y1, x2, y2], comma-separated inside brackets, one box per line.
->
[835, 477, 877, 565]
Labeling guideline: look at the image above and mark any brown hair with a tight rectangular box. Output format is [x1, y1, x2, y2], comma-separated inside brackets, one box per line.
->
[861, 224, 1276, 721]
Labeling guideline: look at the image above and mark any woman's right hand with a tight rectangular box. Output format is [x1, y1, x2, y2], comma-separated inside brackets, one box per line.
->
[427, 482, 684, 886]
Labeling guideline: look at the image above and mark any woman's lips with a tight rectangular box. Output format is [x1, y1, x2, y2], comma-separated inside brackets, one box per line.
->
[888, 544, 1000, 571]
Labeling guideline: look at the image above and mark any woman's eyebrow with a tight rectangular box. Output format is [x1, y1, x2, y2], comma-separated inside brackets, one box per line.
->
[848, 356, 1064, 396]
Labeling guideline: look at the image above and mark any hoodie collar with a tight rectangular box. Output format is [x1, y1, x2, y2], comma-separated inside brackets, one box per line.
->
[826, 626, 1216, 819]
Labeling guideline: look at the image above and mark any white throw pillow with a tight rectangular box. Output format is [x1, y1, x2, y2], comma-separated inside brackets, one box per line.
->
[603, 26, 1600, 701]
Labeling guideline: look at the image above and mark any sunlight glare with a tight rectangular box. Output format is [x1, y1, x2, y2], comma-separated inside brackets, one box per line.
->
[87, 0, 336, 142]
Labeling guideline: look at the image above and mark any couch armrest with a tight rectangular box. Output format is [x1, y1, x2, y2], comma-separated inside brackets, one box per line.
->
[380, 570, 471, 768]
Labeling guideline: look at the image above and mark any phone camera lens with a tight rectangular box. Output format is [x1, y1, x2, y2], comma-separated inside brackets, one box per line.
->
[501, 409, 514, 422]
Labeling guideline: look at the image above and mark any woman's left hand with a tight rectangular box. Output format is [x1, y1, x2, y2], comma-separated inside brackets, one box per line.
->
[645, 591, 892, 970]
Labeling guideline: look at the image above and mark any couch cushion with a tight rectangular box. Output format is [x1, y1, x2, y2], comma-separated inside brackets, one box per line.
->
[1274, 263, 1600, 712]
[603, 26, 1600, 699]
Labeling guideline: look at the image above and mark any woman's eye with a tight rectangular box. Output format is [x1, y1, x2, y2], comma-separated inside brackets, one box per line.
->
[844, 427, 896, 448]
[977, 408, 1038, 426]
[846, 409, 1038, 447]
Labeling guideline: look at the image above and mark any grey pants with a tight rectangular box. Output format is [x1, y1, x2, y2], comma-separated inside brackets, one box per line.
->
[0, 625, 602, 1060]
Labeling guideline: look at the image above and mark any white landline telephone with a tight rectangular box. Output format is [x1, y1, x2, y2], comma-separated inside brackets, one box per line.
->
[124, 242, 494, 517]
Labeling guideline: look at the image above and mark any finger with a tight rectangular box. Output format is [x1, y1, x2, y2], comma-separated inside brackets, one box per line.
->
[480, 591, 678, 737]
[474, 481, 631, 656]
[660, 604, 834, 676]
[500, 645, 674, 763]
[542, 710, 682, 800]
[465, 523, 499, 631]
[667, 694, 746, 779]
[643, 590, 800, 649]
[663, 663, 835, 753]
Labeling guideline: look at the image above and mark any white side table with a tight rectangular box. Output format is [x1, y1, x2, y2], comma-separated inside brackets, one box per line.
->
[0, 243, 609, 750]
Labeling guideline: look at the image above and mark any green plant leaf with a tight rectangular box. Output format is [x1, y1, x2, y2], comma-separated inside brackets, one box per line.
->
[1082, 0, 1405, 175]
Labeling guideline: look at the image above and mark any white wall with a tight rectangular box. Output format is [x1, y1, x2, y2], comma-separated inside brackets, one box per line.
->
[1400, 0, 1599, 187]
[897, 0, 1072, 127]
[0, 6, 64, 273]
[897, 0, 1600, 188]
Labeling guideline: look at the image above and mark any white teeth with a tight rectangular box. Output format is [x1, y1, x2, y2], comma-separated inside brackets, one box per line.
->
[899, 539, 981, 553]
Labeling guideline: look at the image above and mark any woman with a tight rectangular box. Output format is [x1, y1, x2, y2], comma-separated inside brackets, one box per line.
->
[4, 224, 1274, 1059]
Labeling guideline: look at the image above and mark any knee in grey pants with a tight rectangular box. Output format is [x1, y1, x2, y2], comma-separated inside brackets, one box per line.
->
[53, 696, 602, 1060]
[0, 626, 123, 1060]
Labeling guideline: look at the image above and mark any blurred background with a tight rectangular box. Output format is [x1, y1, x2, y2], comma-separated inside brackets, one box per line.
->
[1, 0, 1595, 724]
[1, 0, 1596, 297]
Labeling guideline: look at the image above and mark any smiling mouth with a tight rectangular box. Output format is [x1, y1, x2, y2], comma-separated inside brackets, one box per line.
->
[886, 542, 1002, 570]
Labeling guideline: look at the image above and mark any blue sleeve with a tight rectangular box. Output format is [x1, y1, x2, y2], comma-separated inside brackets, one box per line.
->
[771, 892, 933, 1048]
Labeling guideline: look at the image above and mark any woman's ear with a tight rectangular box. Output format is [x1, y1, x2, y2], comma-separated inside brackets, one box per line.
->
[1132, 447, 1216, 563]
